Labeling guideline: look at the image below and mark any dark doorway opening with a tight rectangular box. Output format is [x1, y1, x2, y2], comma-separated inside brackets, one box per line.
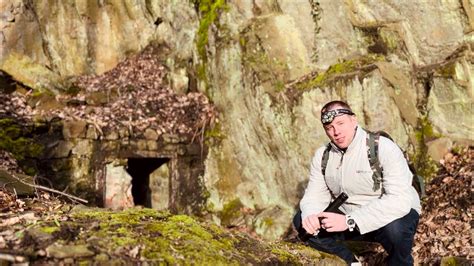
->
[126, 158, 170, 207]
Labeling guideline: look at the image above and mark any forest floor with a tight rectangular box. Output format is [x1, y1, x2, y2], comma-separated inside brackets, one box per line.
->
[0, 146, 472, 265]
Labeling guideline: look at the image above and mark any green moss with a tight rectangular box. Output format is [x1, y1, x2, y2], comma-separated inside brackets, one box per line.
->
[111, 236, 137, 247]
[412, 116, 440, 182]
[196, 64, 207, 82]
[73, 207, 168, 223]
[295, 54, 385, 91]
[441, 256, 457, 266]
[30, 87, 55, 98]
[271, 248, 296, 263]
[275, 80, 285, 92]
[268, 242, 346, 264]
[193, 0, 228, 95]
[39, 226, 60, 234]
[70, 207, 237, 264]
[436, 62, 456, 78]
[141, 214, 235, 264]
[195, 0, 227, 61]
[205, 122, 225, 145]
[22, 166, 37, 176]
[239, 36, 246, 47]
[262, 217, 274, 227]
[451, 145, 464, 155]
[77, 261, 91, 266]
[23, 207, 347, 264]
[0, 118, 43, 161]
[379, 28, 399, 51]
[205, 125, 223, 139]
[219, 199, 244, 226]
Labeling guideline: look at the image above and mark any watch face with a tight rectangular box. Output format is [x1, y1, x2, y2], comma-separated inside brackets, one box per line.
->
[348, 219, 355, 226]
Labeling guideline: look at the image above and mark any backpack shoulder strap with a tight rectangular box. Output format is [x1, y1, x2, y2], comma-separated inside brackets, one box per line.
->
[321, 143, 331, 176]
[366, 131, 384, 196]
[321, 143, 335, 198]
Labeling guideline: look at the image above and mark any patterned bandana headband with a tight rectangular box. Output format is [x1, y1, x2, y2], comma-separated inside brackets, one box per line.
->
[321, 109, 355, 124]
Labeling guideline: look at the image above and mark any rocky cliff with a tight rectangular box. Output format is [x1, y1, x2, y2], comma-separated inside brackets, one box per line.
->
[1, 0, 472, 240]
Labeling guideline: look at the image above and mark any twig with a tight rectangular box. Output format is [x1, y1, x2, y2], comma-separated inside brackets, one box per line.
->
[9, 172, 88, 204]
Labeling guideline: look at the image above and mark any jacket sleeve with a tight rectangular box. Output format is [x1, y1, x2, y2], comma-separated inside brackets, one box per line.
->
[299, 147, 332, 221]
[349, 137, 414, 234]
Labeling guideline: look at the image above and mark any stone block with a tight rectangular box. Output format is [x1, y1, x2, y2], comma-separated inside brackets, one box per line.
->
[137, 140, 147, 151]
[162, 134, 180, 144]
[120, 139, 130, 146]
[50, 159, 72, 172]
[101, 141, 120, 152]
[118, 127, 129, 138]
[147, 140, 158, 151]
[71, 139, 93, 156]
[144, 128, 159, 140]
[51, 141, 74, 158]
[85, 125, 99, 139]
[186, 144, 202, 155]
[104, 162, 134, 210]
[104, 130, 119, 140]
[63, 120, 87, 139]
[150, 163, 170, 210]
[45, 244, 94, 259]
[163, 144, 177, 152]
[177, 147, 186, 155]
[102, 141, 119, 153]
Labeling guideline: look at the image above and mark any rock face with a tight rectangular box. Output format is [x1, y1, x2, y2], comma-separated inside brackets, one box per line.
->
[0, 0, 472, 243]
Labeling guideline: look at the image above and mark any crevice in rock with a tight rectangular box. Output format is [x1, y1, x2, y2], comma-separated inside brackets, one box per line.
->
[309, 0, 322, 63]
[0, 71, 18, 94]
[154, 17, 163, 26]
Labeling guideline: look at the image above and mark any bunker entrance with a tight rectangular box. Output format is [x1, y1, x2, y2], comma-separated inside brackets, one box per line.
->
[126, 157, 170, 209]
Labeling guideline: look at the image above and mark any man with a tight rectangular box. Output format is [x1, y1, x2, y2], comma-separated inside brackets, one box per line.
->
[293, 100, 421, 265]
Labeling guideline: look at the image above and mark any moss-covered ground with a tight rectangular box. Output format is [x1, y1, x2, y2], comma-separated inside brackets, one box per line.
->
[16, 206, 344, 265]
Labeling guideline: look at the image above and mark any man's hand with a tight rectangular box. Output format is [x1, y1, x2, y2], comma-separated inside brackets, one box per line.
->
[302, 214, 321, 235]
[317, 212, 348, 232]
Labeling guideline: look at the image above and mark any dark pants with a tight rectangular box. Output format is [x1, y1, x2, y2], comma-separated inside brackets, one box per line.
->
[293, 209, 419, 265]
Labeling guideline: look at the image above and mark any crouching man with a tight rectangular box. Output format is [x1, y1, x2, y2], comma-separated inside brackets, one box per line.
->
[294, 100, 421, 265]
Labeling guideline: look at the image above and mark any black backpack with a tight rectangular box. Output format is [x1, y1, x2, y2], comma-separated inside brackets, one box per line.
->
[321, 130, 426, 198]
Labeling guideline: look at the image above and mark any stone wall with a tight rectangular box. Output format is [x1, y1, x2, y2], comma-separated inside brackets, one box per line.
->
[38, 119, 207, 215]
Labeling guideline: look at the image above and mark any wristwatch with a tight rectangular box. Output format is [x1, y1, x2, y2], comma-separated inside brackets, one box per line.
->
[345, 215, 356, 232]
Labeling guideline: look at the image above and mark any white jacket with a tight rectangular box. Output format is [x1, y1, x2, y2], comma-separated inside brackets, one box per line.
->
[300, 127, 421, 234]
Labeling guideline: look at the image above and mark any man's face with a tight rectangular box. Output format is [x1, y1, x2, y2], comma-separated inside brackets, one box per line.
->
[323, 110, 357, 149]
